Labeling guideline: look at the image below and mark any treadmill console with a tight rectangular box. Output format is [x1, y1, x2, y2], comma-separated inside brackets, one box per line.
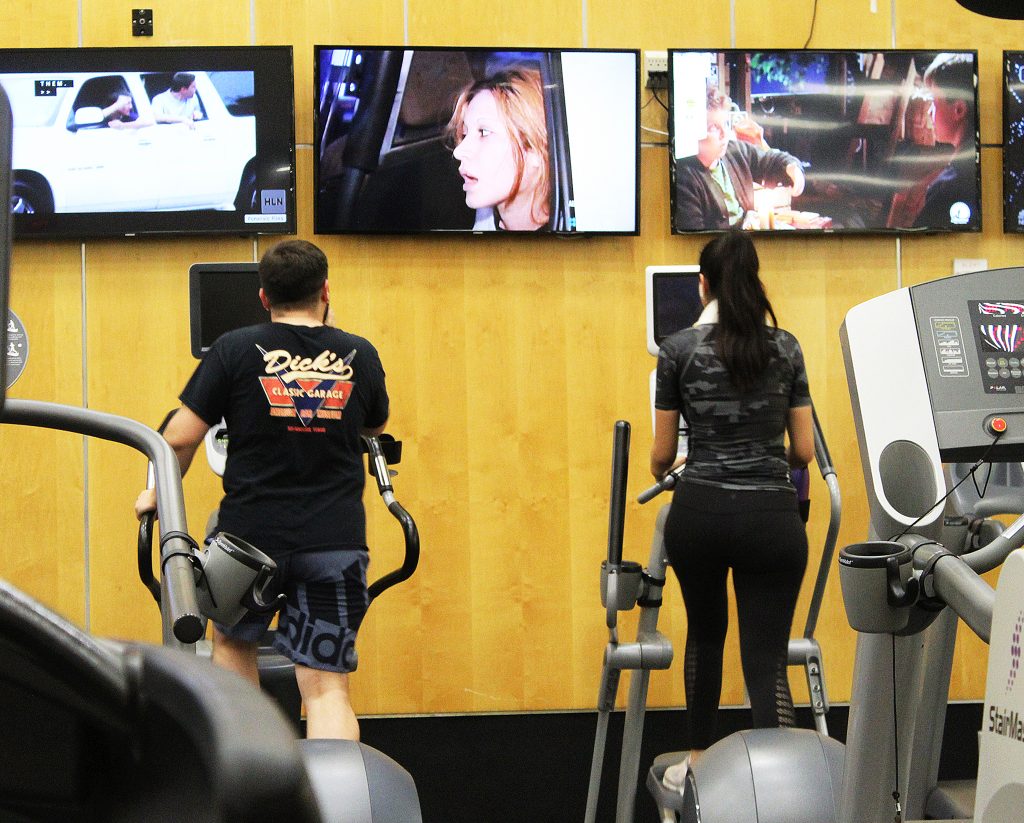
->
[911, 270, 1024, 461]
[843, 267, 1024, 539]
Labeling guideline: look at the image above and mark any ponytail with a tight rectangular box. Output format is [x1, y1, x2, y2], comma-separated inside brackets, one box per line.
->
[699, 231, 777, 391]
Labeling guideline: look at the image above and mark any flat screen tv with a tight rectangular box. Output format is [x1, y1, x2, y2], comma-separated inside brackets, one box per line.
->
[314, 46, 639, 235]
[0, 46, 296, 239]
[669, 49, 981, 234]
[188, 262, 266, 358]
[1002, 51, 1024, 232]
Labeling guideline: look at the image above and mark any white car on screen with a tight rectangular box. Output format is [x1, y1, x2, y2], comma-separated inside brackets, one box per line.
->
[2, 70, 257, 215]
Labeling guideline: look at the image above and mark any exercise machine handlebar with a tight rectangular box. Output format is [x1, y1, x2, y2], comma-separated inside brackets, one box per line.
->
[1, 399, 204, 647]
[138, 409, 180, 610]
[362, 434, 420, 602]
[606, 421, 631, 568]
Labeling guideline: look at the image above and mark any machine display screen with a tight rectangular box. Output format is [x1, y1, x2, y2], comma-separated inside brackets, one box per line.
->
[969, 300, 1024, 393]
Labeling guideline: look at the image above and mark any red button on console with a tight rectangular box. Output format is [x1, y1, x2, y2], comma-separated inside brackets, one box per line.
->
[990, 417, 1008, 434]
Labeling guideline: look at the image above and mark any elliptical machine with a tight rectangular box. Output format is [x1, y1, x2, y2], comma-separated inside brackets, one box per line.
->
[636, 267, 1024, 822]
[585, 407, 841, 823]
[0, 86, 421, 821]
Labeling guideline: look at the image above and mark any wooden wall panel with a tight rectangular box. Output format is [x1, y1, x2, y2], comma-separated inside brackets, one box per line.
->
[0, 2, 78, 48]
[409, 0, 582, 47]
[0, 0, 83, 630]
[735, 0, 894, 49]
[81, 0, 251, 47]
[6, 0, 1024, 718]
[0, 243, 86, 623]
[588, 0, 731, 49]
[85, 237, 253, 640]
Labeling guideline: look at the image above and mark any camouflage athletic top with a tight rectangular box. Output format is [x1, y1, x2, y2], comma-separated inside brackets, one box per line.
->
[655, 311, 811, 491]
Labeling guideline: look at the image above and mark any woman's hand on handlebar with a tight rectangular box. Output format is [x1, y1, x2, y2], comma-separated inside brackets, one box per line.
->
[134, 488, 157, 521]
[659, 455, 687, 481]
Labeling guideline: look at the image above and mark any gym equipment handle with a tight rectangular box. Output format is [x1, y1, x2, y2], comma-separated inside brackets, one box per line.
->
[637, 466, 684, 505]
[606, 421, 631, 567]
[362, 435, 420, 602]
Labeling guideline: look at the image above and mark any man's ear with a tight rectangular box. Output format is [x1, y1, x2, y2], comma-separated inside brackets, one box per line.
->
[322, 280, 331, 302]
[259, 288, 270, 311]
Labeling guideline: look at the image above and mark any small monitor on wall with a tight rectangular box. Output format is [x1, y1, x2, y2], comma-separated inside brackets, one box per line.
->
[188, 262, 268, 359]
[1, 46, 296, 239]
[645, 265, 702, 356]
[669, 49, 981, 235]
[313, 46, 640, 235]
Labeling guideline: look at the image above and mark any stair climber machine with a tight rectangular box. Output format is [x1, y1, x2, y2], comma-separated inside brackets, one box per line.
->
[0, 95, 422, 819]
[584, 264, 842, 823]
[606, 266, 1024, 823]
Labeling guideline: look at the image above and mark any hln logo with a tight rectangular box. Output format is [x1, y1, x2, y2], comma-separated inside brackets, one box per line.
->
[261, 190, 286, 214]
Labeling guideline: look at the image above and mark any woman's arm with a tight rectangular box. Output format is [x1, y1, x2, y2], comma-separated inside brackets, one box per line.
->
[651, 409, 686, 479]
[786, 404, 814, 468]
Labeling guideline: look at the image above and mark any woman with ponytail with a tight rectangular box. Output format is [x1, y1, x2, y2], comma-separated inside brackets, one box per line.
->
[650, 230, 814, 793]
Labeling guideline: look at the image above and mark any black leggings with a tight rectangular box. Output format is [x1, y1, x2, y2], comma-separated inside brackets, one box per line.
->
[663, 480, 808, 750]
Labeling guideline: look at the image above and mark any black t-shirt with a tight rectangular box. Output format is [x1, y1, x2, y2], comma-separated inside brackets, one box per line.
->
[655, 323, 811, 490]
[181, 322, 389, 553]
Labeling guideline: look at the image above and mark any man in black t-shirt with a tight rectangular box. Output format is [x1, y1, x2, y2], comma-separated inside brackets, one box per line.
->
[135, 239, 389, 740]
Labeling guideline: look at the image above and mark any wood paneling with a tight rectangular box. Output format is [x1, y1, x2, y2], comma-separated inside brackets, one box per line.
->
[0, 242, 86, 623]
[0, 2, 78, 48]
[4, 0, 1023, 719]
[81, 0, 251, 47]
[84, 236, 253, 640]
[735, 0, 894, 49]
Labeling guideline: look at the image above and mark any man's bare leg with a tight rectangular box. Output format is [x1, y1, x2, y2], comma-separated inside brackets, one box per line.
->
[295, 664, 359, 740]
[211, 626, 260, 687]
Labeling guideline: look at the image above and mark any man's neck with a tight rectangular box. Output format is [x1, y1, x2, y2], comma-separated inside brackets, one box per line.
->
[270, 308, 323, 327]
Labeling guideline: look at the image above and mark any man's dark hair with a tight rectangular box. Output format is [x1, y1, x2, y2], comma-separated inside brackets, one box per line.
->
[170, 72, 196, 92]
[259, 240, 328, 309]
[923, 53, 976, 115]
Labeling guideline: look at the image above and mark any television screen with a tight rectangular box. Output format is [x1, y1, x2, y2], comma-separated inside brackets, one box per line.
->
[0, 46, 296, 239]
[314, 46, 639, 235]
[645, 265, 702, 356]
[188, 262, 267, 358]
[669, 49, 981, 234]
[1003, 52, 1024, 232]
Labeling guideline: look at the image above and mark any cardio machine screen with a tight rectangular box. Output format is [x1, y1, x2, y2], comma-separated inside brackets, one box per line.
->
[651, 271, 703, 347]
[188, 262, 267, 358]
[969, 300, 1024, 394]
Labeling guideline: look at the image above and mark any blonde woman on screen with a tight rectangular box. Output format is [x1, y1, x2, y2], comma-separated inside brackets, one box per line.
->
[448, 67, 551, 231]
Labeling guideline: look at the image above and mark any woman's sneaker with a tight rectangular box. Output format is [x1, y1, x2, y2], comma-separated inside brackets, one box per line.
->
[661, 754, 690, 794]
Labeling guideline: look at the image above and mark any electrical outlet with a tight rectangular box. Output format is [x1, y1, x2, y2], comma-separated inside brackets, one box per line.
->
[645, 50, 668, 90]
[132, 8, 153, 37]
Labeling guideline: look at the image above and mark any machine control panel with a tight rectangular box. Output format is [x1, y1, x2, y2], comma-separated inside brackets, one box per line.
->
[911, 268, 1024, 461]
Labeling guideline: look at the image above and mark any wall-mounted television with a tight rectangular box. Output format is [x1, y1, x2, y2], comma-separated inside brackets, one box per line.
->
[669, 49, 981, 234]
[1, 46, 296, 239]
[314, 46, 639, 235]
[188, 262, 267, 358]
[1003, 52, 1024, 232]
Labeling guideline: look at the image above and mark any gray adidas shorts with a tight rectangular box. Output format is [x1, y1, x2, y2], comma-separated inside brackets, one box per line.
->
[215, 546, 369, 674]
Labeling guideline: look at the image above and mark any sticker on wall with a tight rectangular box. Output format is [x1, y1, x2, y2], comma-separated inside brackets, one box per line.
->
[5, 309, 28, 389]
